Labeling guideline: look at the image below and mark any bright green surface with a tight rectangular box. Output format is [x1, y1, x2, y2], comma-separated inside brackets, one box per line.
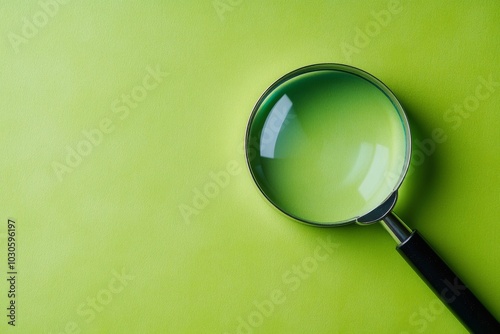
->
[247, 68, 408, 224]
[0, 1, 498, 333]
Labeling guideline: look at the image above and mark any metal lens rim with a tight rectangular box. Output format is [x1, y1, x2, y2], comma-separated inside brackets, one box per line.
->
[244, 63, 412, 227]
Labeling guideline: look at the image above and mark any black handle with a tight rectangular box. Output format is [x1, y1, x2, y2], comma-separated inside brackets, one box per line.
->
[397, 231, 500, 333]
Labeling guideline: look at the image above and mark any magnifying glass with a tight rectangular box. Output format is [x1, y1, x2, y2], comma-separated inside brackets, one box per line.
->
[245, 64, 499, 333]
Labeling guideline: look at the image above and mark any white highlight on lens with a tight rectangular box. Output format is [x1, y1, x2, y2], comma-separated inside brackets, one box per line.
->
[260, 95, 293, 158]
[358, 144, 389, 200]
[341, 142, 373, 187]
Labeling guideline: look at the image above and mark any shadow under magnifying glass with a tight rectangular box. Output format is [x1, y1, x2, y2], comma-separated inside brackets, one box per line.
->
[394, 100, 445, 228]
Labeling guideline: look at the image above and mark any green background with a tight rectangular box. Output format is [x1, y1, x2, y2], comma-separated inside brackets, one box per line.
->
[1, 1, 499, 333]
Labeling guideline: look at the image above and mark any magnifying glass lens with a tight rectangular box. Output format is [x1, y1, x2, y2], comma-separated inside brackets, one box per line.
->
[247, 68, 409, 224]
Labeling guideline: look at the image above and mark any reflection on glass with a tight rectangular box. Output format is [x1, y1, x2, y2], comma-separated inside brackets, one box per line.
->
[247, 70, 407, 223]
[358, 144, 389, 200]
[341, 142, 373, 187]
[260, 94, 293, 158]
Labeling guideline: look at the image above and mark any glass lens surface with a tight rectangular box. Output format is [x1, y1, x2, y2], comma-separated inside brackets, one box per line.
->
[246, 66, 409, 225]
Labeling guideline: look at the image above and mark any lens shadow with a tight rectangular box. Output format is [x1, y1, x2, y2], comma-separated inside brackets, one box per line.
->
[394, 99, 445, 227]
